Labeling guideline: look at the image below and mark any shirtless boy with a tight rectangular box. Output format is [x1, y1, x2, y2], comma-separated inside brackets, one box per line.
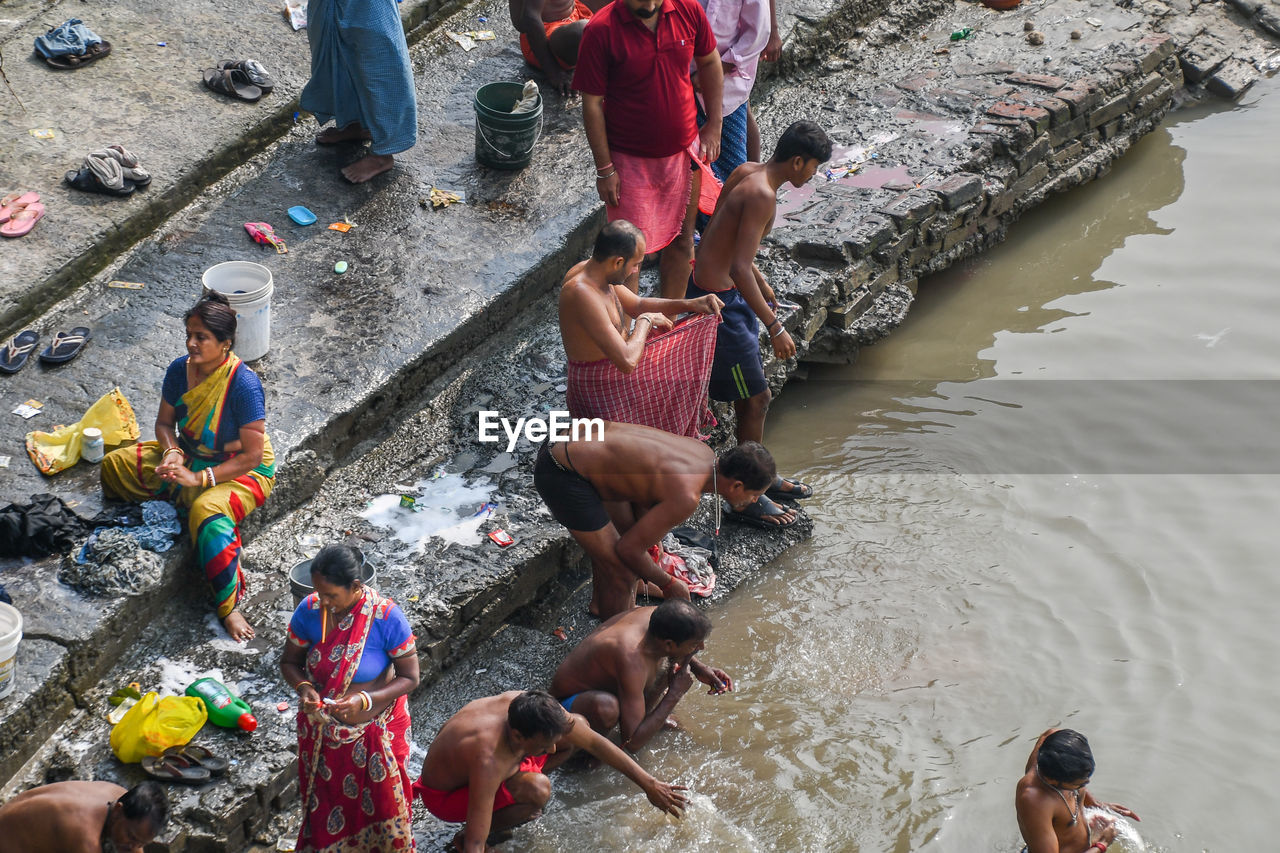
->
[0, 780, 168, 853]
[533, 420, 776, 618]
[414, 690, 687, 852]
[559, 220, 722, 374]
[550, 599, 732, 752]
[510, 0, 606, 94]
[1015, 728, 1139, 853]
[684, 119, 832, 528]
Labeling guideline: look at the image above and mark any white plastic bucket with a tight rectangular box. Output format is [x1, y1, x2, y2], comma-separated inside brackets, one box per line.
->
[201, 261, 274, 362]
[0, 602, 22, 701]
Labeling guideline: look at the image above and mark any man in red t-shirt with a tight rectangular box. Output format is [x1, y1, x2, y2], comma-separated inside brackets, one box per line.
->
[573, 0, 724, 296]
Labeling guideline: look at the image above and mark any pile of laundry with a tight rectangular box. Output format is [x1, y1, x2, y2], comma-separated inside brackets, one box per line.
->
[58, 501, 181, 596]
[33, 18, 111, 69]
[66, 146, 152, 197]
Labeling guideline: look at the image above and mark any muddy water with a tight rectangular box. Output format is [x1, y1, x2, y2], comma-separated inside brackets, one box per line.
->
[516, 81, 1280, 852]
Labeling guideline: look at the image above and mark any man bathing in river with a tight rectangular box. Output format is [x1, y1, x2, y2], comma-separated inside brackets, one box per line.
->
[550, 599, 732, 752]
[534, 421, 777, 619]
[1016, 728, 1139, 853]
[414, 690, 687, 852]
[684, 119, 833, 528]
[0, 780, 168, 853]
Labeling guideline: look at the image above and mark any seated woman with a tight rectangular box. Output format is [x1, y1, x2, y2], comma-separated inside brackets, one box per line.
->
[280, 544, 420, 852]
[100, 292, 274, 641]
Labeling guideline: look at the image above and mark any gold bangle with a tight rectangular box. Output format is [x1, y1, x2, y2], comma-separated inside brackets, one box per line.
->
[295, 680, 314, 694]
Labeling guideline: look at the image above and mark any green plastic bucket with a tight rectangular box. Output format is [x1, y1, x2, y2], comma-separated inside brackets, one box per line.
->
[474, 82, 543, 170]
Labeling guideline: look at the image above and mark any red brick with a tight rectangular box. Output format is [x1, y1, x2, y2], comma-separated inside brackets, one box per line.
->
[1136, 34, 1176, 74]
[987, 101, 1051, 135]
[1005, 71, 1068, 91]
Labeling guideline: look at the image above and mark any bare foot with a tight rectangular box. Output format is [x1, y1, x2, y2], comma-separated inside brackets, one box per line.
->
[316, 123, 372, 144]
[222, 610, 255, 642]
[342, 153, 394, 183]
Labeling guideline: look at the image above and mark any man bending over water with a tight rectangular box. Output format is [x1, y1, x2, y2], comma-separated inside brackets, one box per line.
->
[551, 599, 732, 751]
[533, 420, 777, 618]
[0, 780, 168, 853]
[414, 690, 686, 852]
[1016, 728, 1139, 853]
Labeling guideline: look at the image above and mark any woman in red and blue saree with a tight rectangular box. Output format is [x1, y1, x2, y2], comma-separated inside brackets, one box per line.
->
[100, 292, 274, 641]
[280, 544, 421, 853]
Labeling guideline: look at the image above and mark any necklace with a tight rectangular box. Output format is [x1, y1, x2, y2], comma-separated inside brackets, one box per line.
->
[711, 461, 721, 569]
[1038, 771, 1082, 826]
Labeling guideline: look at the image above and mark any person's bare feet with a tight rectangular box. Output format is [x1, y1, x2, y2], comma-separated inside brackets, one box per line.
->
[223, 610, 255, 642]
[341, 153, 394, 183]
[316, 123, 372, 144]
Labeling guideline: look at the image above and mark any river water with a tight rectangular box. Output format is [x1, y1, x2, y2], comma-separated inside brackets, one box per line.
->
[511, 79, 1279, 852]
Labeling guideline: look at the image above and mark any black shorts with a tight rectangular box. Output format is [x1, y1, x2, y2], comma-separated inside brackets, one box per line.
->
[534, 444, 610, 532]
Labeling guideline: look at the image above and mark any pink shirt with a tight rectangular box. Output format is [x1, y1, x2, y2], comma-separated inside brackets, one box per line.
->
[699, 0, 769, 114]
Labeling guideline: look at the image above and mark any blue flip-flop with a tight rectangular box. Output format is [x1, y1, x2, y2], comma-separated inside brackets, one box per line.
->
[287, 205, 316, 225]
[39, 327, 91, 364]
[0, 329, 39, 373]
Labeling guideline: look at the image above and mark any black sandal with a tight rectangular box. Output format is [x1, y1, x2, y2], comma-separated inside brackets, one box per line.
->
[216, 59, 274, 95]
[43, 40, 112, 70]
[202, 66, 262, 102]
[38, 327, 91, 364]
[141, 753, 211, 785]
[65, 159, 136, 196]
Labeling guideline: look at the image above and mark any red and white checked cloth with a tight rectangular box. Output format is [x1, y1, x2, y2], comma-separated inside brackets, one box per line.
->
[567, 313, 720, 439]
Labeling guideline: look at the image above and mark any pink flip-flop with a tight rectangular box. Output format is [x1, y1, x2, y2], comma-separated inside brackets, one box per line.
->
[0, 192, 39, 225]
[1, 202, 44, 237]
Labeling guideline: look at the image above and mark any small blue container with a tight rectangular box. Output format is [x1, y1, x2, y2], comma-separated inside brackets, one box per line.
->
[287, 205, 316, 226]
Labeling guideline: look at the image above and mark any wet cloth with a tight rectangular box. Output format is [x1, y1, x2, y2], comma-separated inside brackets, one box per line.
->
[521, 0, 593, 69]
[567, 313, 720, 439]
[33, 18, 102, 59]
[25, 387, 140, 475]
[296, 588, 416, 852]
[0, 493, 87, 558]
[76, 500, 182, 561]
[608, 143, 720, 253]
[59, 528, 164, 596]
[301, 0, 418, 156]
[100, 353, 275, 620]
[533, 443, 610, 533]
[686, 275, 766, 401]
[414, 754, 548, 823]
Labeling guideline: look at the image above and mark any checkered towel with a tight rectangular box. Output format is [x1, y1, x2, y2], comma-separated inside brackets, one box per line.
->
[567, 313, 720, 439]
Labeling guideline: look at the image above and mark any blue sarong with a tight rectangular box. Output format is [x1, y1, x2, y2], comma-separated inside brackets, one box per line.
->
[698, 102, 750, 185]
[301, 0, 418, 156]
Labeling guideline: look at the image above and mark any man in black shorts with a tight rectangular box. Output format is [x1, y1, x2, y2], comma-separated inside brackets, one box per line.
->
[687, 120, 832, 528]
[533, 421, 776, 619]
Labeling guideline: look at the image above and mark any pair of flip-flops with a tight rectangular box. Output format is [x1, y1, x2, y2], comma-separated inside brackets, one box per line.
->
[1, 192, 44, 238]
[43, 40, 111, 69]
[202, 59, 274, 103]
[65, 146, 150, 196]
[141, 744, 228, 784]
[0, 328, 91, 373]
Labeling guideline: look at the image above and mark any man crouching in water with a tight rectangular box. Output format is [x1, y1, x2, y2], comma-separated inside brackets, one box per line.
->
[1016, 728, 1139, 853]
[0, 780, 169, 853]
[415, 690, 687, 852]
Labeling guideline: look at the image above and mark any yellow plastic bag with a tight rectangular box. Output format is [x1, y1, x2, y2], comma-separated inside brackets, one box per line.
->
[26, 387, 140, 475]
[110, 692, 208, 764]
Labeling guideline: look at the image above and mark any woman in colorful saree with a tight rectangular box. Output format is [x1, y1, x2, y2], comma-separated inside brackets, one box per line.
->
[100, 292, 274, 641]
[280, 544, 421, 853]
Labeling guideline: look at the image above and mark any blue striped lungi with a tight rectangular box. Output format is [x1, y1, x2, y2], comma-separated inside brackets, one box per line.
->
[301, 0, 418, 156]
[698, 102, 750, 184]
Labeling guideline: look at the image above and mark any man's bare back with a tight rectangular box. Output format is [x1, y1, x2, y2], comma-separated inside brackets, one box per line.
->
[418, 691, 529, 794]
[509, 0, 578, 24]
[0, 781, 126, 853]
[551, 608, 664, 699]
[694, 162, 776, 292]
[560, 422, 712, 510]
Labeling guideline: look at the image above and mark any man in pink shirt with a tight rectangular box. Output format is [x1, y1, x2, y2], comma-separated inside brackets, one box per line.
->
[573, 0, 724, 296]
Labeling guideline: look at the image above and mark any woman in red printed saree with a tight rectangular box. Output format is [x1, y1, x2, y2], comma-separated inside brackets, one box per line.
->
[280, 544, 421, 852]
[100, 292, 274, 641]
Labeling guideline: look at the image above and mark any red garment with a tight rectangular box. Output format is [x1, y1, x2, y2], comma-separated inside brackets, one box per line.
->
[567, 313, 720, 438]
[414, 754, 549, 823]
[296, 591, 416, 852]
[607, 143, 721, 251]
[520, 0, 593, 70]
[572, 0, 716, 158]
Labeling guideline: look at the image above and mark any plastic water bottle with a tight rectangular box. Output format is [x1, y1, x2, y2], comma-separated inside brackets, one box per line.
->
[81, 427, 104, 463]
[185, 677, 258, 731]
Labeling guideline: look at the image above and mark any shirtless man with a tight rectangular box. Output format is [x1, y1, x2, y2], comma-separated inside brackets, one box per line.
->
[533, 420, 776, 618]
[683, 119, 832, 528]
[414, 690, 687, 853]
[0, 780, 168, 853]
[1015, 728, 1139, 853]
[550, 599, 732, 752]
[560, 220, 722, 373]
[510, 0, 606, 95]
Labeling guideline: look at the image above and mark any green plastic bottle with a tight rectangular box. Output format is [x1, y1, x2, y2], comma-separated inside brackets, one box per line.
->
[185, 677, 258, 732]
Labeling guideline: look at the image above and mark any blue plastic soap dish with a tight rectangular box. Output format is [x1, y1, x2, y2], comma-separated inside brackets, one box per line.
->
[287, 205, 317, 226]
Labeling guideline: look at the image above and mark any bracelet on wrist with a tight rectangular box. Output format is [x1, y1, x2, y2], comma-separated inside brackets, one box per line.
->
[658, 574, 676, 591]
[596, 170, 616, 180]
[1090, 843, 1108, 852]
[595, 162, 613, 175]
[295, 680, 314, 695]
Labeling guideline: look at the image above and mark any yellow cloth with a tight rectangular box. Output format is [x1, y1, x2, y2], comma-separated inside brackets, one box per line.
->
[25, 387, 140, 475]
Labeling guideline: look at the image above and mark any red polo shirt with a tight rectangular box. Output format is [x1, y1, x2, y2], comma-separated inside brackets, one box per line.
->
[572, 0, 716, 158]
